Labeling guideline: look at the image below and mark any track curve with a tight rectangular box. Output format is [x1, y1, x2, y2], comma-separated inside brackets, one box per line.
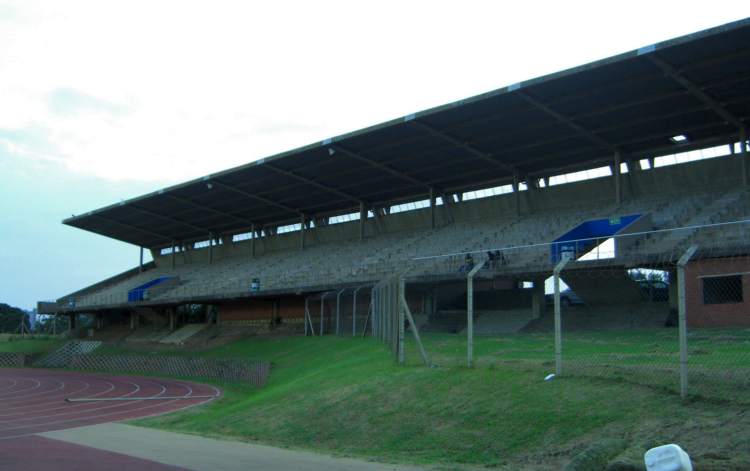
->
[0, 368, 220, 441]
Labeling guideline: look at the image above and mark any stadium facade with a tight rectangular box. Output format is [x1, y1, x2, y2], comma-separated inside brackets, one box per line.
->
[40, 18, 750, 339]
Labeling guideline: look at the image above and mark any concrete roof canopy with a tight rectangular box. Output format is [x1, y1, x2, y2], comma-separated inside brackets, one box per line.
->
[63, 18, 750, 249]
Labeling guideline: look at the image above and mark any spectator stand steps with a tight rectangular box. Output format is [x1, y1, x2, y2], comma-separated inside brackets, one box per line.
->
[34, 341, 102, 368]
[159, 324, 210, 345]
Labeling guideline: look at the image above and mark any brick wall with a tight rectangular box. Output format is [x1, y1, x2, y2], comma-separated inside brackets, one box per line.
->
[218, 296, 305, 322]
[685, 257, 750, 327]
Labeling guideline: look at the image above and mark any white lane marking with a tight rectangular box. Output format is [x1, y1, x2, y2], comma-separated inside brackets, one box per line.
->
[0, 380, 93, 417]
[0, 378, 42, 398]
[0, 373, 218, 440]
[0, 378, 18, 392]
[0, 379, 67, 402]
[0, 379, 129, 422]
[0, 379, 140, 426]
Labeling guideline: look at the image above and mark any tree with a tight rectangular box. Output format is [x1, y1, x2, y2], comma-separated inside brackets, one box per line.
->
[0, 303, 29, 333]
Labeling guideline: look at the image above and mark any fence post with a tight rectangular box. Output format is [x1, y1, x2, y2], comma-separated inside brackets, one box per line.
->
[320, 292, 329, 336]
[400, 291, 431, 366]
[677, 245, 698, 399]
[352, 286, 362, 336]
[741, 127, 747, 186]
[398, 277, 406, 364]
[374, 286, 378, 339]
[553, 257, 570, 376]
[362, 288, 374, 338]
[336, 289, 345, 336]
[467, 260, 486, 368]
[304, 297, 310, 336]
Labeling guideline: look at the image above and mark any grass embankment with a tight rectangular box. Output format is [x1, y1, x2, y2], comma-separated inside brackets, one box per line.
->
[0, 336, 65, 354]
[8, 332, 750, 468]
[106, 333, 750, 470]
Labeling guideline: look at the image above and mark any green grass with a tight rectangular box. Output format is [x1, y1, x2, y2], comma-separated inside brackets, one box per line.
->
[6, 331, 750, 468]
[0, 337, 65, 354]
[127, 334, 750, 468]
[408, 329, 750, 401]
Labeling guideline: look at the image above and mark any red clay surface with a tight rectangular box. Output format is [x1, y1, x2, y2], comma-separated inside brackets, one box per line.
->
[3, 435, 189, 470]
[0, 368, 220, 470]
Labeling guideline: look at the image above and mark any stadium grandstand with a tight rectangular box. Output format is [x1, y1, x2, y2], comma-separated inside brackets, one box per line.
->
[39, 18, 750, 346]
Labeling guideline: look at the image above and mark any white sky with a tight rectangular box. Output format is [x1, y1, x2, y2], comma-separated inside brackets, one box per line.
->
[0, 1, 748, 309]
[2, 1, 747, 184]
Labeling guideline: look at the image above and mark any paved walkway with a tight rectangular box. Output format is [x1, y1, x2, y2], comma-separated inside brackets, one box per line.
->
[42, 423, 425, 471]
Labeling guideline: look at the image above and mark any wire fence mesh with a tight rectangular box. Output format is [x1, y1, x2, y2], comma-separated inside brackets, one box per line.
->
[303, 286, 374, 338]
[400, 219, 750, 403]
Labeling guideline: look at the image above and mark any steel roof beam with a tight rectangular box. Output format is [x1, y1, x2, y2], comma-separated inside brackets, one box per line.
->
[263, 163, 365, 205]
[127, 204, 213, 234]
[319, 61, 747, 165]
[409, 120, 515, 172]
[332, 144, 434, 190]
[648, 54, 745, 129]
[489, 96, 748, 160]
[210, 180, 302, 217]
[390, 73, 749, 165]
[91, 215, 174, 244]
[517, 90, 618, 152]
[164, 194, 255, 227]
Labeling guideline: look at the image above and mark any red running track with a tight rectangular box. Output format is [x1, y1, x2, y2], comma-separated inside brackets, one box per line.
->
[0, 368, 220, 470]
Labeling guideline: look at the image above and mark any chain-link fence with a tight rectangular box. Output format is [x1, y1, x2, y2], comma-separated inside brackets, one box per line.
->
[400, 219, 750, 403]
[303, 285, 374, 338]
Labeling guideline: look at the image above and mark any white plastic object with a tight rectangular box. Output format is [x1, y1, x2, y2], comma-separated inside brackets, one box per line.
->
[544, 373, 555, 381]
[644, 444, 692, 471]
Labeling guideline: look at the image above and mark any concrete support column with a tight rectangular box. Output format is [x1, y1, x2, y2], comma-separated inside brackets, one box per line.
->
[466, 261, 485, 368]
[741, 127, 748, 187]
[320, 293, 327, 336]
[69, 313, 77, 331]
[129, 311, 137, 330]
[677, 245, 698, 399]
[359, 202, 366, 241]
[169, 308, 176, 331]
[208, 233, 214, 264]
[171, 241, 176, 269]
[553, 258, 570, 376]
[429, 187, 436, 229]
[139, 247, 144, 272]
[613, 151, 622, 204]
[531, 279, 545, 319]
[299, 215, 306, 250]
[513, 172, 521, 217]
[250, 224, 256, 257]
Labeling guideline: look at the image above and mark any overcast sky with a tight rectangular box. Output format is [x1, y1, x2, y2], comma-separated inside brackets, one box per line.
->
[1, 1, 748, 310]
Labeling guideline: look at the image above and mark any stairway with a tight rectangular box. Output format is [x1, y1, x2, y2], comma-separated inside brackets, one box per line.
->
[422, 310, 471, 333]
[159, 323, 210, 345]
[34, 341, 102, 368]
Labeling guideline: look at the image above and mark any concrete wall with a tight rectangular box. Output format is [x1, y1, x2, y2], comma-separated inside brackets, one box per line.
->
[685, 256, 750, 328]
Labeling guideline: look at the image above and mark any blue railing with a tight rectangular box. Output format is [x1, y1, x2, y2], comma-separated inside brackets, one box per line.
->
[127, 276, 176, 302]
[550, 214, 641, 263]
